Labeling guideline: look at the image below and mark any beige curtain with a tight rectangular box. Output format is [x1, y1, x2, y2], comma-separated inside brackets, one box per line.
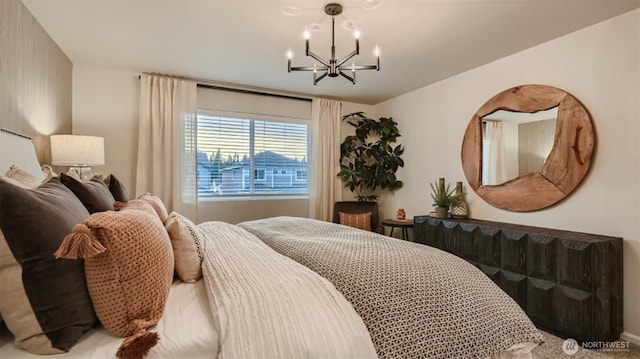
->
[482, 121, 507, 185]
[308, 98, 342, 221]
[136, 74, 197, 220]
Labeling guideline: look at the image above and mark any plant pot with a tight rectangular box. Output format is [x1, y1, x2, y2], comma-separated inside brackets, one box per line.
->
[451, 181, 469, 218]
[435, 207, 448, 218]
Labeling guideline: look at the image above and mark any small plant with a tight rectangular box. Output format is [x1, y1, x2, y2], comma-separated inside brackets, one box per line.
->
[430, 178, 461, 208]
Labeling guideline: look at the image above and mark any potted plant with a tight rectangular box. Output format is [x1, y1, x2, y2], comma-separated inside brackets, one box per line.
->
[338, 112, 404, 202]
[430, 178, 460, 218]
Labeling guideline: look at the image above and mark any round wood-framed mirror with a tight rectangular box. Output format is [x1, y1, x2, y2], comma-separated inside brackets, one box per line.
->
[461, 84, 594, 211]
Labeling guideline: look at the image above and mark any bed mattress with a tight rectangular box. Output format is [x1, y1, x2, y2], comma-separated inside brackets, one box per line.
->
[0, 280, 219, 359]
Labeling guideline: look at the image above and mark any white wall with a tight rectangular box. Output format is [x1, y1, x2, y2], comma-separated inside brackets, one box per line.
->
[374, 9, 640, 341]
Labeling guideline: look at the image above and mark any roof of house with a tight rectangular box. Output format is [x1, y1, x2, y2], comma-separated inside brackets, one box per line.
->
[240, 151, 306, 168]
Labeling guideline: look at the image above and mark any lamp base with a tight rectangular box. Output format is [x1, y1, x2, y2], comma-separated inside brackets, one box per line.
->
[67, 166, 95, 182]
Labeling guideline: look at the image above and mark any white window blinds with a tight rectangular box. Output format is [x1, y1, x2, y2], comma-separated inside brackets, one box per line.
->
[196, 86, 311, 197]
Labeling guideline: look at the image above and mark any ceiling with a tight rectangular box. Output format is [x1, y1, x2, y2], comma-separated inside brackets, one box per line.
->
[22, 0, 639, 105]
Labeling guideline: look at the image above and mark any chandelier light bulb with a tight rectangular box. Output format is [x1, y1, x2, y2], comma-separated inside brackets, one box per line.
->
[304, 30, 310, 39]
[287, 49, 293, 72]
[354, 30, 360, 39]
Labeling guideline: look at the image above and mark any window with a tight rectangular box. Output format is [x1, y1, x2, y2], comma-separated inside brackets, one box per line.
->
[196, 112, 309, 197]
[254, 169, 266, 180]
[296, 170, 307, 181]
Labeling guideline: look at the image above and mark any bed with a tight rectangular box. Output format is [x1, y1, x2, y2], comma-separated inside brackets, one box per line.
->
[0, 129, 544, 358]
[0, 281, 219, 359]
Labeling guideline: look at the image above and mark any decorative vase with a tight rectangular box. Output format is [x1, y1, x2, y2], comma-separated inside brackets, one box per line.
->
[435, 206, 448, 218]
[451, 181, 469, 218]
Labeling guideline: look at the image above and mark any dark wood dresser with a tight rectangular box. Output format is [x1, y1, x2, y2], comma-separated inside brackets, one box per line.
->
[413, 216, 623, 343]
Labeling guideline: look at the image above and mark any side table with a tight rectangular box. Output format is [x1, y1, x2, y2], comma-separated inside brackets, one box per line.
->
[381, 218, 413, 241]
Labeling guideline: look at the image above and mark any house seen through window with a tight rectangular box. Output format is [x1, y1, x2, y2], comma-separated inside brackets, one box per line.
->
[196, 112, 309, 197]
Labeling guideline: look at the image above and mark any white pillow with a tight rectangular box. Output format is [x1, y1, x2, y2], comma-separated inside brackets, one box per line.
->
[165, 212, 204, 283]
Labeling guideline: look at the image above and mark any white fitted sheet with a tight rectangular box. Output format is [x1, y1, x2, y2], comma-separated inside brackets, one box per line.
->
[0, 280, 219, 359]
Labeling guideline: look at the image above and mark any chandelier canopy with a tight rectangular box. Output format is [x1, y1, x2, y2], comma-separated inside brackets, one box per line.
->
[287, 3, 380, 85]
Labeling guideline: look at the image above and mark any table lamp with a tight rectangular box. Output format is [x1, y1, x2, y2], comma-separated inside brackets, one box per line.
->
[51, 134, 105, 181]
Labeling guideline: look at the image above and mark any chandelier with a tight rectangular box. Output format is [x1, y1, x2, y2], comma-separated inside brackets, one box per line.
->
[287, 3, 380, 85]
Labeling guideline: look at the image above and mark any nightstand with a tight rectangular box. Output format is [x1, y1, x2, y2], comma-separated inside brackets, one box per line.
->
[381, 218, 413, 241]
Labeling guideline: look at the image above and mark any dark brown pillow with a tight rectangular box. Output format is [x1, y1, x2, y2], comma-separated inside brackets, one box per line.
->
[105, 174, 129, 202]
[60, 172, 116, 213]
[0, 177, 96, 354]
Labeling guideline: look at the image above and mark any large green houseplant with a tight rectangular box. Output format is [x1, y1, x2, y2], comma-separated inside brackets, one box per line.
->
[338, 112, 404, 202]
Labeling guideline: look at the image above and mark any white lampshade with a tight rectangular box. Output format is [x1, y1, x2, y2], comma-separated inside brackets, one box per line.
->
[51, 135, 105, 166]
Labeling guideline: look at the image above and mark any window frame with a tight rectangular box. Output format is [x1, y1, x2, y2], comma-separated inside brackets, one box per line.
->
[196, 109, 310, 200]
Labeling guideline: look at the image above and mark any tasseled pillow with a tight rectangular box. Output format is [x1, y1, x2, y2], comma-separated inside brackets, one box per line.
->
[55, 202, 174, 359]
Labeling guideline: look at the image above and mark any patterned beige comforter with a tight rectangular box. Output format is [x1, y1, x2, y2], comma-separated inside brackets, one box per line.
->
[239, 216, 545, 359]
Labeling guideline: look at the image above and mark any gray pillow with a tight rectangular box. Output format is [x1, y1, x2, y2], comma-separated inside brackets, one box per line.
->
[104, 173, 129, 202]
[60, 172, 116, 213]
[0, 177, 96, 354]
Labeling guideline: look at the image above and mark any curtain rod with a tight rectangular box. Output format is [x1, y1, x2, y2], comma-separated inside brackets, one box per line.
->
[196, 84, 312, 103]
[137, 74, 312, 103]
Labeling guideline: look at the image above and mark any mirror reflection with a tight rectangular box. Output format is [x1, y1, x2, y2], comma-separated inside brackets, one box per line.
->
[481, 107, 558, 185]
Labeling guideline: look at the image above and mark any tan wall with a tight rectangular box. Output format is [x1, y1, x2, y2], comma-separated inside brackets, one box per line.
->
[0, 0, 72, 165]
[518, 119, 556, 176]
[72, 65, 139, 194]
